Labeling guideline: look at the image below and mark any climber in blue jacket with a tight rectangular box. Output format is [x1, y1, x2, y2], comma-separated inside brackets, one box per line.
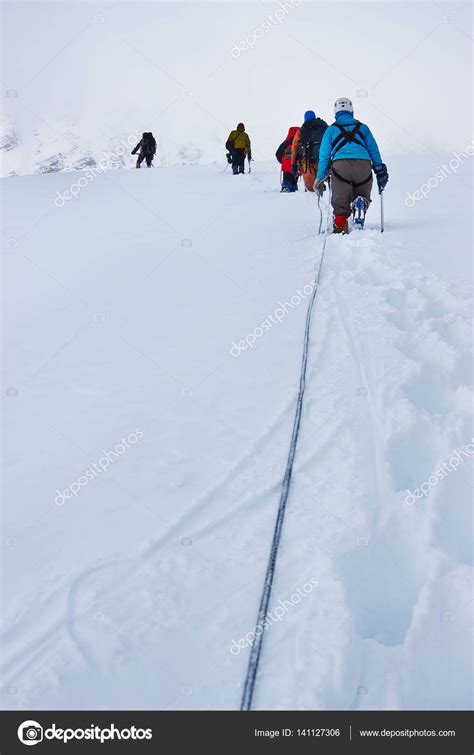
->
[314, 97, 388, 233]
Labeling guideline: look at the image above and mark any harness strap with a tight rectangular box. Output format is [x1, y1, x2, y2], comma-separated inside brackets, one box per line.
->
[331, 121, 365, 159]
[332, 165, 372, 188]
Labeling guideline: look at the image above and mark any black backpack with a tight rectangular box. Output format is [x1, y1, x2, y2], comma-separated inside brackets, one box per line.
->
[143, 133, 156, 156]
[298, 118, 328, 164]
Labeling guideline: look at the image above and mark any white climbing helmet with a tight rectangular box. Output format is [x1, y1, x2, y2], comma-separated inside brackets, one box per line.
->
[334, 97, 354, 114]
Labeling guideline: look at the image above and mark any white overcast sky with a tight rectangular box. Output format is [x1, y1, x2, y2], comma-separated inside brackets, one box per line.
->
[1, 1, 473, 161]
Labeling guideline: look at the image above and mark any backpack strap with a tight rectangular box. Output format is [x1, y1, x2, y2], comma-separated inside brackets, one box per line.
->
[226, 131, 238, 148]
[331, 121, 365, 159]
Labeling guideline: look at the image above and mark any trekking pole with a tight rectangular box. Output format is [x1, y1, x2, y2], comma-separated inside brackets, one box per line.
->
[380, 190, 384, 233]
[317, 175, 330, 234]
[248, 154, 252, 173]
[327, 180, 333, 233]
[317, 195, 323, 234]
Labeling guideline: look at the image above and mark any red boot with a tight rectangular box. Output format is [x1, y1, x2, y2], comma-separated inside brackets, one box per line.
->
[333, 214, 349, 234]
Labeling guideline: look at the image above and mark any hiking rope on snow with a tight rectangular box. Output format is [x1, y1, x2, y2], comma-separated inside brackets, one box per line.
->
[240, 184, 333, 711]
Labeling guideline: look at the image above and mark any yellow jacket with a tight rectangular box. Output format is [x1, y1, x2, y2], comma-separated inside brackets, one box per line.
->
[227, 129, 251, 153]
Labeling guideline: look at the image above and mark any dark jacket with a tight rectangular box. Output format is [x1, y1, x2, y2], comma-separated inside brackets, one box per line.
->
[132, 132, 157, 157]
[296, 117, 328, 164]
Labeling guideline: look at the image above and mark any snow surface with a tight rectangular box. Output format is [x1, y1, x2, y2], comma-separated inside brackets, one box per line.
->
[2, 155, 472, 710]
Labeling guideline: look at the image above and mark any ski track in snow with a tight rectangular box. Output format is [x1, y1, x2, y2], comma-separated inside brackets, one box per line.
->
[1, 161, 472, 710]
[142, 397, 296, 560]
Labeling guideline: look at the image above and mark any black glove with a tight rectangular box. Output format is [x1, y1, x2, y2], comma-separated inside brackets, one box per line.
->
[248, 153, 252, 161]
[373, 163, 388, 193]
[226, 152, 232, 164]
[291, 163, 299, 178]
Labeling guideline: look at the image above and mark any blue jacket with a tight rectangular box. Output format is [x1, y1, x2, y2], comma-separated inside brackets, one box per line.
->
[317, 111, 383, 180]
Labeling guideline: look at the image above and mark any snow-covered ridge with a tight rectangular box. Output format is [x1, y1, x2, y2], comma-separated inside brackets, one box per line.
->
[0, 106, 210, 178]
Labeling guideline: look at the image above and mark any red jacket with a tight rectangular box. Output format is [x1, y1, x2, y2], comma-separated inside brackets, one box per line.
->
[276, 127, 299, 173]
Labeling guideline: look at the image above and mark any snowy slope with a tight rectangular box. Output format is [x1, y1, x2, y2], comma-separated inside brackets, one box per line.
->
[2, 155, 472, 710]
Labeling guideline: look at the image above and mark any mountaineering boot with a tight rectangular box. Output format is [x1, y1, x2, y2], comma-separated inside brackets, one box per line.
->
[351, 196, 370, 229]
[333, 214, 349, 234]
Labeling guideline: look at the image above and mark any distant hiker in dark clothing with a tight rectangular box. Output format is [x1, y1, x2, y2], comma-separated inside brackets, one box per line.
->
[291, 110, 328, 192]
[225, 123, 251, 174]
[276, 126, 299, 192]
[132, 132, 157, 168]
